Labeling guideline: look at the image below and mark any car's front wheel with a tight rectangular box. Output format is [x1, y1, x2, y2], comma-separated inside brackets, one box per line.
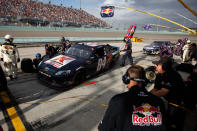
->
[72, 70, 85, 85]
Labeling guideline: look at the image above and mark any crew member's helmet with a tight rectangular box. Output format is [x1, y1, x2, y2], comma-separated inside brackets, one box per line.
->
[36, 53, 41, 58]
[45, 44, 49, 47]
[187, 40, 191, 44]
[4, 34, 13, 42]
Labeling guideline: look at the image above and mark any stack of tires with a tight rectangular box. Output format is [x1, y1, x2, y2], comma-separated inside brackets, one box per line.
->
[21, 58, 34, 73]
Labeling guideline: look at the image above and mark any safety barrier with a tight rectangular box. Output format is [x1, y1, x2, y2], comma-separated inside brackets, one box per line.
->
[0, 26, 189, 43]
[0, 26, 189, 34]
[0, 37, 124, 43]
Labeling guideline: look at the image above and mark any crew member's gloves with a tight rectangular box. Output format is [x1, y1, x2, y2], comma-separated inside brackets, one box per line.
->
[0, 58, 3, 61]
[17, 58, 20, 62]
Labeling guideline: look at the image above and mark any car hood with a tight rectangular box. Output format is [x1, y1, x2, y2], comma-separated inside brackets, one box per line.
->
[39, 54, 86, 73]
[144, 45, 160, 49]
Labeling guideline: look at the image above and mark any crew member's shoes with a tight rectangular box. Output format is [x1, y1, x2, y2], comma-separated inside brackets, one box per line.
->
[9, 75, 13, 80]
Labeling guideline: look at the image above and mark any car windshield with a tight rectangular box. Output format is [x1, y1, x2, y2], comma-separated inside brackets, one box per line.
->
[151, 41, 164, 46]
[65, 47, 92, 59]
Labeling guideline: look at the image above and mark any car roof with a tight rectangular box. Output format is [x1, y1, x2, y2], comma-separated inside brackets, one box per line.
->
[153, 41, 171, 43]
[74, 42, 104, 49]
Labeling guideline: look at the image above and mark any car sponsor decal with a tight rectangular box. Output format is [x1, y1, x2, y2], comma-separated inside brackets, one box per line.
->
[44, 55, 75, 68]
[97, 56, 106, 72]
[132, 103, 162, 126]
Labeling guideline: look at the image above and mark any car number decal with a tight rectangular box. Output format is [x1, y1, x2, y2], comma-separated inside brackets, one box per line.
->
[97, 56, 107, 72]
[45, 55, 75, 68]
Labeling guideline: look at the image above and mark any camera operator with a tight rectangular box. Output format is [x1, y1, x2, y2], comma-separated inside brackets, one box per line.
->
[151, 57, 185, 131]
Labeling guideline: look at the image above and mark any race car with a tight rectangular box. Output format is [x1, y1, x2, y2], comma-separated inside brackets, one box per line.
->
[38, 42, 120, 88]
[143, 41, 174, 55]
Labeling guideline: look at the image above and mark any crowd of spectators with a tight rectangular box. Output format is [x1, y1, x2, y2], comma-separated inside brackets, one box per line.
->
[0, 0, 109, 27]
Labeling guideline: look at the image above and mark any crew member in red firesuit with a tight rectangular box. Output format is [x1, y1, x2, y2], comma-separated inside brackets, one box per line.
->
[98, 65, 166, 131]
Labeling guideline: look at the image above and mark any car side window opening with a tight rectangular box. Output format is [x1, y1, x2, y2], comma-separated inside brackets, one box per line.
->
[95, 47, 105, 58]
[104, 45, 112, 55]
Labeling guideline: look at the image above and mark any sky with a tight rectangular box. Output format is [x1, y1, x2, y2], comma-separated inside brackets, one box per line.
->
[40, 0, 197, 30]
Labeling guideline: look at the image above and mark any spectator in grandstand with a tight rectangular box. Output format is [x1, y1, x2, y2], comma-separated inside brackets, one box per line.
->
[0, 0, 108, 28]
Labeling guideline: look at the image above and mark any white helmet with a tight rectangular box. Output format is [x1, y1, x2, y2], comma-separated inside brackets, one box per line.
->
[187, 40, 191, 43]
[4, 34, 13, 40]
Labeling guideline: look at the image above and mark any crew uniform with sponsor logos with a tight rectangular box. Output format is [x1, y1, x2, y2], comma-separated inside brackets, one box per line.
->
[98, 65, 166, 131]
[98, 87, 166, 131]
[0, 35, 20, 80]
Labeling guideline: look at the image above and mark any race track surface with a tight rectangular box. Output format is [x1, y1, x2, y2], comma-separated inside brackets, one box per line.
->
[0, 30, 197, 43]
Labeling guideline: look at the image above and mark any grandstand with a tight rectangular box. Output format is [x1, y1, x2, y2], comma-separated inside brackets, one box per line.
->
[0, 0, 110, 28]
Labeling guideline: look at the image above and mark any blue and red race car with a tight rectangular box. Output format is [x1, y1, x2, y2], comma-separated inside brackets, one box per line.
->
[38, 42, 120, 88]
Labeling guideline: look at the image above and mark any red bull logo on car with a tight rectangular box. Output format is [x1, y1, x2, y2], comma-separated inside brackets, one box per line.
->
[132, 103, 162, 126]
[45, 55, 75, 68]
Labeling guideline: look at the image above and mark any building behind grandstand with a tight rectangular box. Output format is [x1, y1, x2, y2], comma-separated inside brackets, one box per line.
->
[0, 0, 110, 28]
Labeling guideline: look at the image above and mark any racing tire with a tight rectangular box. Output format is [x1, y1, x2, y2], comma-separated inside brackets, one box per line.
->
[72, 70, 85, 86]
[21, 58, 34, 73]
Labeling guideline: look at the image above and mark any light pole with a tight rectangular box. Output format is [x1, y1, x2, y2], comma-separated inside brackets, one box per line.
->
[157, 18, 160, 32]
[157, 10, 163, 32]
[80, 0, 81, 10]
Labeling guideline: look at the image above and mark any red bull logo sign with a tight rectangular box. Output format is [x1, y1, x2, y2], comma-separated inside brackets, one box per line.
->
[132, 103, 162, 126]
[100, 6, 115, 17]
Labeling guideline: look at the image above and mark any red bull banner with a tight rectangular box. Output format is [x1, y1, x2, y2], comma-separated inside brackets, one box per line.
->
[132, 103, 162, 126]
[100, 6, 115, 17]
